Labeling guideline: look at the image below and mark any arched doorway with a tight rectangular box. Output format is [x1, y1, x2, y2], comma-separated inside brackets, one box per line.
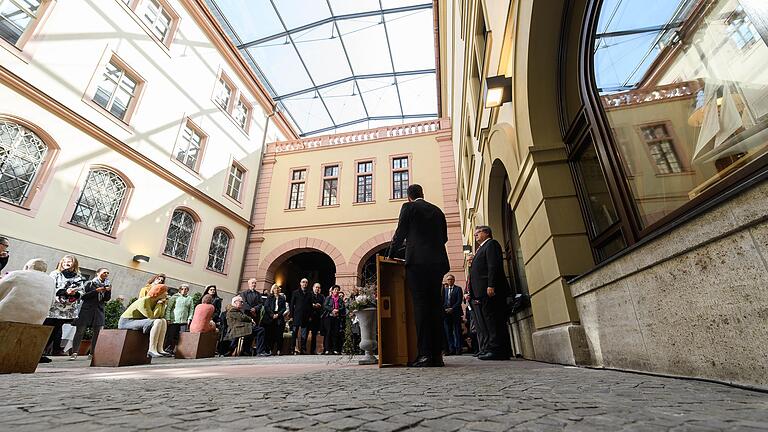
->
[488, 159, 528, 295]
[357, 246, 389, 287]
[273, 251, 336, 298]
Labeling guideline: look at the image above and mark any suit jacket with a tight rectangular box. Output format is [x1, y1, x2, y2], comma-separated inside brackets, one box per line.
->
[310, 292, 325, 323]
[323, 295, 347, 319]
[263, 294, 286, 326]
[442, 284, 463, 318]
[469, 239, 510, 300]
[225, 305, 253, 341]
[388, 198, 450, 274]
[290, 288, 314, 327]
[73, 277, 112, 326]
[240, 289, 264, 323]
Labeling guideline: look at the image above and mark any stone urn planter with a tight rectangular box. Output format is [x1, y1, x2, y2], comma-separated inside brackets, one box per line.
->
[356, 307, 378, 365]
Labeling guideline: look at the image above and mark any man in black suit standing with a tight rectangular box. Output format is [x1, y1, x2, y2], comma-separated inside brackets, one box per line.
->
[290, 278, 313, 354]
[469, 225, 512, 360]
[442, 274, 464, 355]
[388, 184, 450, 367]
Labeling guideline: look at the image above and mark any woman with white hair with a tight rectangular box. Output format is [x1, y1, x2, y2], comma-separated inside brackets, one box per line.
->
[0, 258, 55, 324]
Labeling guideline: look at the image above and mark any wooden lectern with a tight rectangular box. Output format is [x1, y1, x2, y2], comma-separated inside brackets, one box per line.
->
[376, 257, 417, 367]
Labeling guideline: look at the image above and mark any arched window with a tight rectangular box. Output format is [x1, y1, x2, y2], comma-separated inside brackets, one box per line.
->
[0, 119, 49, 206]
[70, 169, 128, 235]
[164, 209, 196, 260]
[206, 228, 231, 273]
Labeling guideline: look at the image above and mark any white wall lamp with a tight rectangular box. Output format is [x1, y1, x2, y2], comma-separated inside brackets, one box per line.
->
[483, 75, 512, 108]
[132, 254, 150, 263]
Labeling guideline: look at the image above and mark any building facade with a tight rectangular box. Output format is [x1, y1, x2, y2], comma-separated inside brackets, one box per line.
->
[0, 0, 293, 300]
[441, 0, 768, 387]
[240, 118, 466, 296]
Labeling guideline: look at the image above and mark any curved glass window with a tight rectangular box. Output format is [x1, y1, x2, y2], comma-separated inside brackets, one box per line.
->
[206, 228, 230, 273]
[594, 0, 768, 228]
[70, 169, 128, 234]
[164, 209, 196, 260]
[0, 119, 48, 206]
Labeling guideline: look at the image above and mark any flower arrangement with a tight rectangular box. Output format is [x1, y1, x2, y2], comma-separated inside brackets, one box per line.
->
[347, 285, 377, 312]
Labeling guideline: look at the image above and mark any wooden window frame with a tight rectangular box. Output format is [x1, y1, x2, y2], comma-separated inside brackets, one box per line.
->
[211, 70, 253, 135]
[389, 154, 412, 201]
[0, 0, 56, 60]
[319, 162, 340, 207]
[286, 166, 307, 210]
[118, 0, 180, 50]
[223, 158, 247, 206]
[171, 117, 207, 175]
[354, 159, 375, 205]
[83, 51, 146, 128]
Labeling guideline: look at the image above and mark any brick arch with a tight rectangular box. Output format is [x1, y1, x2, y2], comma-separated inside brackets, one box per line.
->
[348, 230, 395, 286]
[255, 237, 346, 291]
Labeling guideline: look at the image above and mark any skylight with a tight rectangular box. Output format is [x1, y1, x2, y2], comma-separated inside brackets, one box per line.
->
[206, 0, 439, 137]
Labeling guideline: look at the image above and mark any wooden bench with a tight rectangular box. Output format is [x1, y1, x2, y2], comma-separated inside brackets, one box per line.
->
[90, 329, 151, 367]
[175, 331, 218, 359]
[0, 321, 52, 374]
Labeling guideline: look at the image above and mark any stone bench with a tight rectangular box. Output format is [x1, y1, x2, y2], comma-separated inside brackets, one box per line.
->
[90, 329, 151, 367]
[175, 331, 218, 359]
[0, 321, 52, 374]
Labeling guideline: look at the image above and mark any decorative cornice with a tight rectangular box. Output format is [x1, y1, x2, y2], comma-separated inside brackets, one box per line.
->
[0, 64, 252, 228]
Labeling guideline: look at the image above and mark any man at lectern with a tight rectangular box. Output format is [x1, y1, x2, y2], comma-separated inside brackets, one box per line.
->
[388, 184, 450, 367]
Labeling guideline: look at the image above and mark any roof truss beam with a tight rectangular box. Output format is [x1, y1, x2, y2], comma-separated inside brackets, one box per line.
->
[300, 114, 438, 136]
[274, 69, 435, 101]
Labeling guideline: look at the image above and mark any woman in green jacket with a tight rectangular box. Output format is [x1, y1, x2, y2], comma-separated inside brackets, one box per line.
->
[118, 284, 170, 357]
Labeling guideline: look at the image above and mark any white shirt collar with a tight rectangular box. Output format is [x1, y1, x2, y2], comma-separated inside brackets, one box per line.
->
[414, 197, 424, 201]
[479, 238, 490, 248]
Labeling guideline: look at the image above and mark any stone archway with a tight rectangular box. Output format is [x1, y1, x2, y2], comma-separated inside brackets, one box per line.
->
[348, 230, 395, 287]
[255, 238, 346, 291]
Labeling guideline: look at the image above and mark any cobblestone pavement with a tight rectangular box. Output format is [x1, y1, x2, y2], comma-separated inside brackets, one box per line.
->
[1, 355, 767, 431]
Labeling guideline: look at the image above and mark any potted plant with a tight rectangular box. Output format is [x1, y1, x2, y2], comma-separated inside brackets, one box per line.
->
[77, 327, 93, 355]
[347, 285, 377, 365]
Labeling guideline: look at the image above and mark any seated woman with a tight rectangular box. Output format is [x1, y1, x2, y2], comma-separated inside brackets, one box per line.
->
[224, 296, 264, 356]
[118, 284, 170, 358]
[138, 274, 165, 298]
[189, 294, 217, 333]
[0, 258, 55, 324]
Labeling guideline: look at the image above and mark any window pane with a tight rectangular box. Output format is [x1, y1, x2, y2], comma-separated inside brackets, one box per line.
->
[234, 100, 249, 129]
[575, 144, 619, 236]
[164, 209, 195, 260]
[207, 228, 229, 273]
[0, 119, 47, 205]
[0, 0, 40, 46]
[70, 169, 127, 235]
[93, 61, 137, 122]
[595, 0, 768, 228]
[215, 79, 231, 110]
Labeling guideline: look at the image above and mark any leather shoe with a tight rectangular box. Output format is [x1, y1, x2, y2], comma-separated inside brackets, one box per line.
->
[478, 352, 509, 361]
[473, 351, 485, 357]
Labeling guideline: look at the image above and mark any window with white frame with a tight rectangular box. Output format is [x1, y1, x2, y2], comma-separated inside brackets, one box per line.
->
[0, 119, 48, 206]
[206, 228, 230, 273]
[233, 98, 250, 130]
[638, 124, 683, 175]
[174, 121, 204, 171]
[726, 6, 758, 51]
[356, 161, 373, 203]
[93, 60, 140, 122]
[164, 209, 196, 260]
[0, 0, 42, 47]
[70, 169, 128, 235]
[321, 165, 339, 206]
[391, 156, 409, 199]
[288, 168, 306, 209]
[214, 77, 232, 111]
[226, 162, 245, 201]
[140, 0, 172, 43]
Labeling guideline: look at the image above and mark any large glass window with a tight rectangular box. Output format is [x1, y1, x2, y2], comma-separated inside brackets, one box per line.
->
[0, 0, 41, 46]
[356, 161, 373, 203]
[206, 228, 230, 273]
[164, 209, 196, 260]
[70, 169, 128, 235]
[93, 60, 139, 122]
[175, 122, 204, 171]
[594, 0, 768, 228]
[0, 119, 47, 206]
[321, 165, 338, 206]
[226, 163, 244, 201]
[140, 0, 172, 43]
[288, 168, 305, 209]
[391, 156, 409, 199]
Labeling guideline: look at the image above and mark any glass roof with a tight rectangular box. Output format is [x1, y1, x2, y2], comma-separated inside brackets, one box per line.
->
[594, 0, 697, 94]
[206, 0, 438, 137]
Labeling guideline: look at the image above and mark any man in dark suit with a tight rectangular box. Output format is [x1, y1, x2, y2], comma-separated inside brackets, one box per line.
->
[469, 225, 512, 360]
[290, 278, 313, 354]
[442, 274, 464, 355]
[308, 283, 325, 354]
[388, 184, 450, 367]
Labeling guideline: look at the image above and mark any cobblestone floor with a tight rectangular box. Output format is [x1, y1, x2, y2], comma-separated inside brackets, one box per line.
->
[1, 355, 767, 431]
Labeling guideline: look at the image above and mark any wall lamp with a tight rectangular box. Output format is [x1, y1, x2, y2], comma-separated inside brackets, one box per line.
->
[133, 254, 150, 263]
[484, 75, 512, 108]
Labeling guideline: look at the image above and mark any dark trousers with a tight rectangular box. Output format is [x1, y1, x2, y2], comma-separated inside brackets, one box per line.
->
[164, 323, 187, 351]
[470, 304, 488, 353]
[474, 297, 511, 357]
[291, 325, 309, 353]
[406, 265, 444, 360]
[242, 325, 265, 355]
[308, 320, 321, 354]
[72, 324, 103, 355]
[443, 315, 462, 354]
[264, 321, 283, 354]
[324, 316, 343, 353]
[43, 318, 69, 354]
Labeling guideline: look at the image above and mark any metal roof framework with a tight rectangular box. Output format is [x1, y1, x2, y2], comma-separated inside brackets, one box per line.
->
[206, 0, 438, 137]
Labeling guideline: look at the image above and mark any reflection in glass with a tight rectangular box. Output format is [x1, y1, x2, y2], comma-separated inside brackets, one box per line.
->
[595, 0, 768, 228]
[576, 144, 619, 236]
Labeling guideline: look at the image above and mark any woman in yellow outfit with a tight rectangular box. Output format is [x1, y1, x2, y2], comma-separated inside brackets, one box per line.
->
[119, 284, 170, 357]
